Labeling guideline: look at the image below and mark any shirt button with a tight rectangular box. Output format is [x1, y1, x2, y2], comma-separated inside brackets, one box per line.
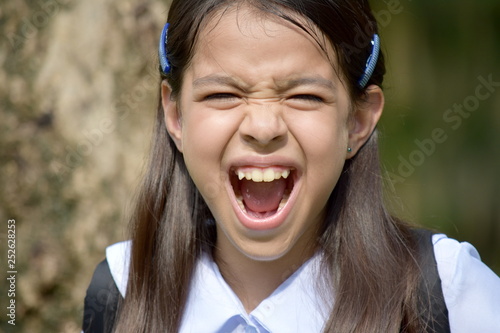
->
[260, 300, 275, 316]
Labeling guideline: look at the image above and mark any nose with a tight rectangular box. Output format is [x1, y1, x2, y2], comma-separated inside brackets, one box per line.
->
[239, 102, 287, 149]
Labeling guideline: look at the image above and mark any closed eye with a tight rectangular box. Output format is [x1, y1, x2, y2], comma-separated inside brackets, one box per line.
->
[289, 94, 324, 102]
[204, 93, 239, 101]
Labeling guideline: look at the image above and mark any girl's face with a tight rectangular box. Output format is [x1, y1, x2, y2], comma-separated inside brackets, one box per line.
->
[163, 8, 382, 261]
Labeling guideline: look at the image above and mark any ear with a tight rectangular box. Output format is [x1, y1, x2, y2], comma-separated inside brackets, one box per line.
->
[161, 80, 183, 152]
[347, 85, 384, 158]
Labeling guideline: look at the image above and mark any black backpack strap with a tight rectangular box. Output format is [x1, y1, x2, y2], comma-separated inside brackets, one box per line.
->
[82, 259, 122, 333]
[413, 229, 450, 333]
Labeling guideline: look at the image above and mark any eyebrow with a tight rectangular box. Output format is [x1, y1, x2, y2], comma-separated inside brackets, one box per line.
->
[276, 77, 336, 92]
[193, 75, 249, 92]
[192, 74, 336, 92]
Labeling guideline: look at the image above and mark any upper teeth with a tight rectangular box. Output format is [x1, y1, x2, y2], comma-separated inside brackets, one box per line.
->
[236, 168, 290, 182]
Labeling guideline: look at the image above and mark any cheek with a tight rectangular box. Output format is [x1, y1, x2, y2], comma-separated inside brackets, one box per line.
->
[180, 112, 238, 200]
[289, 112, 349, 200]
[308, 126, 347, 190]
[289, 111, 349, 161]
[182, 112, 231, 161]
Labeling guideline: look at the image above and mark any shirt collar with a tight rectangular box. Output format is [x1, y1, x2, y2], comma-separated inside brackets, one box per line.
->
[180, 252, 332, 333]
[106, 241, 333, 332]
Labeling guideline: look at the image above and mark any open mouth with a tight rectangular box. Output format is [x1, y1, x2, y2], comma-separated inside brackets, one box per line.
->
[229, 166, 296, 228]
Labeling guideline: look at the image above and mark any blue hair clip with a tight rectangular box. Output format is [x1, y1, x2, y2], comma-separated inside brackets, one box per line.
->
[358, 34, 380, 88]
[159, 22, 171, 74]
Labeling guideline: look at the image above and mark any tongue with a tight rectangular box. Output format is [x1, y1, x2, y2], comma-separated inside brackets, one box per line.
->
[240, 178, 287, 213]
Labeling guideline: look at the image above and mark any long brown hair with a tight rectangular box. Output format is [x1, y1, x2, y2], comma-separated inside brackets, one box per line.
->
[114, 1, 429, 332]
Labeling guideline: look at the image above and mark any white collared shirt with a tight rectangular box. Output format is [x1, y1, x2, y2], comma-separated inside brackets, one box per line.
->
[104, 234, 500, 333]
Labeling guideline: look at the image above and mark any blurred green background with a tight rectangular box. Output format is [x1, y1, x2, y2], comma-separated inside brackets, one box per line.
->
[0, 0, 499, 332]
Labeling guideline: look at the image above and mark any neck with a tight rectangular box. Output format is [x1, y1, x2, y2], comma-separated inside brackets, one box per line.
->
[214, 234, 316, 313]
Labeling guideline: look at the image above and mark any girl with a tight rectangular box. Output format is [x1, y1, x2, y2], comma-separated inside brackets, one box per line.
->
[83, 0, 500, 332]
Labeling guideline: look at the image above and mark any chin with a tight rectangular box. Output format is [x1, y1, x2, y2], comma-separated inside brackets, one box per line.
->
[242, 241, 293, 261]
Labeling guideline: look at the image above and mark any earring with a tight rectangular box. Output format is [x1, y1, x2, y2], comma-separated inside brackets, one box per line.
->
[347, 147, 352, 153]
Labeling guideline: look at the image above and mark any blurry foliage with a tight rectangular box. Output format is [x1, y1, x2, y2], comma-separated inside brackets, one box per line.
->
[0, 0, 498, 331]
[372, 0, 500, 274]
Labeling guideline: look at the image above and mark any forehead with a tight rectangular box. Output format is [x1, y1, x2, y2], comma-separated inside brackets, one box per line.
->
[185, 4, 339, 83]
[193, 4, 337, 66]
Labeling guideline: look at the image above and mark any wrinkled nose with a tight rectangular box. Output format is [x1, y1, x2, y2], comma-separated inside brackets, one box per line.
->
[239, 102, 287, 149]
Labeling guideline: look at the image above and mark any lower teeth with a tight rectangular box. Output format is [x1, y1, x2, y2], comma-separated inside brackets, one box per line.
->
[236, 195, 246, 212]
[278, 193, 290, 210]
